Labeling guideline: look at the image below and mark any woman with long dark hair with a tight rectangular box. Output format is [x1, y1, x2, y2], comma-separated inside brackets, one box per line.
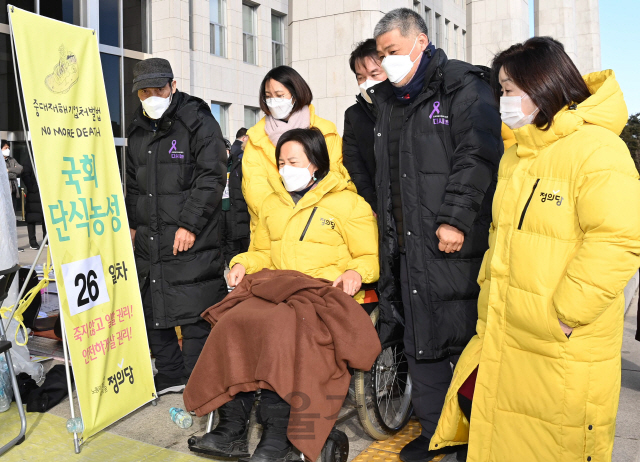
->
[428, 37, 640, 461]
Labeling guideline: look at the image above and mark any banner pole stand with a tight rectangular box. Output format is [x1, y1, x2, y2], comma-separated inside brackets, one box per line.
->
[59, 311, 82, 454]
[8, 7, 81, 454]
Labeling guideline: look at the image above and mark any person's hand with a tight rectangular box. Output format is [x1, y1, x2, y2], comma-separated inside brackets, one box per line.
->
[436, 224, 465, 253]
[130, 228, 136, 250]
[559, 319, 573, 337]
[228, 264, 246, 287]
[333, 270, 362, 296]
[173, 227, 196, 255]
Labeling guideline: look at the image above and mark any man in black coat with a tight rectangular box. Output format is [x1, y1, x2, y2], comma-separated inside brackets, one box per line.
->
[125, 58, 228, 395]
[221, 128, 250, 266]
[20, 155, 47, 249]
[371, 9, 503, 461]
[343, 39, 387, 212]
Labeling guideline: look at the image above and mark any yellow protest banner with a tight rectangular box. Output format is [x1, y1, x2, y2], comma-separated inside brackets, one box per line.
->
[9, 7, 155, 440]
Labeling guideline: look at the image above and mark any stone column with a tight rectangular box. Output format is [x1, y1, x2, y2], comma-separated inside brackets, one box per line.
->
[575, 0, 600, 75]
[151, 0, 191, 93]
[466, 0, 530, 67]
[535, 0, 578, 62]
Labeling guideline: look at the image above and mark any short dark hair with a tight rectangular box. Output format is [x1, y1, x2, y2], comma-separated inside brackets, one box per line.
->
[259, 66, 313, 116]
[275, 128, 330, 181]
[491, 36, 592, 131]
[349, 39, 380, 75]
[236, 128, 248, 139]
[1, 140, 8, 148]
[374, 8, 428, 39]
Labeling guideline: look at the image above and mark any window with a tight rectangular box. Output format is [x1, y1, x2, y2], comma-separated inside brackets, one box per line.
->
[0, 0, 34, 24]
[99, 0, 120, 47]
[242, 3, 257, 65]
[244, 106, 260, 128]
[462, 30, 466, 62]
[453, 25, 458, 59]
[424, 7, 431, 39]
[40, 0, 81, 25]
[271, 12, 284, 68]
[210, 0, 226, 57]
[211, 102, 230, 138]
[100, 53, 122, 137]
[435, 13, 441, 49]
[123, 0, 150, 53]
[444, 19, 450, 54]
[413, 0, 420, 13]
[0, 34, 22, 132]
[123, 57, 142, 130]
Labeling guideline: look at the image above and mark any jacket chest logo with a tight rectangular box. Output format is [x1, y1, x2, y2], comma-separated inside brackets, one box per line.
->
[429, 101, 449, 125]
[169, 139, 184, 159]
[319, 217, 336, 229]
[540, 190, 564, 206]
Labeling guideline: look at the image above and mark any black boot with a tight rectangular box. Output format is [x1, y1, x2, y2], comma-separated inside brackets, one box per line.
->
[242, 391, 299, 462]
[190, 392, 253, 458]
[399, 435, 459, 462]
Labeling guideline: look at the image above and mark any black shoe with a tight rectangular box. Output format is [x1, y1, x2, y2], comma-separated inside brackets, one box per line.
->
[241, 400, 299, 462]
[154, 373, 186, 395]
[399, 435, 458, 462]
[18, 247, 24, 252]
[29, 241, 40, 250]
[189, 395, 253, 458]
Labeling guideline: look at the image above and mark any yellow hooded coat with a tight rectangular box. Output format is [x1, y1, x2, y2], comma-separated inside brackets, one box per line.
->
[231, 171, 379, 301]
[241, 105, 354, 237]
[430, 70, 640, 461]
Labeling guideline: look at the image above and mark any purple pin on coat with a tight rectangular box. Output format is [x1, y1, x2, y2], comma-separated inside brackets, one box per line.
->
[169, 140, 177, 154]
[429, 101, 441, 119]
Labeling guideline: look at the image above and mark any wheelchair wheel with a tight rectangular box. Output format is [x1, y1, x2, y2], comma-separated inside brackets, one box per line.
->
[321, 430, 349, 462]
[354, 307, 413, 440]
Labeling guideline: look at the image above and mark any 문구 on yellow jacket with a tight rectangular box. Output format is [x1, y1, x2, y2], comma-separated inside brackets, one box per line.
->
[430, 70, 640, 462]
[241, 104, 355, 238]
[231, 170, 378, 303]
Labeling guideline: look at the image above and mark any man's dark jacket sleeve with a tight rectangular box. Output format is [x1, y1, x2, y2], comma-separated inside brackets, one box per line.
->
[125, 146, 139, 229]
[177, 109, 227, 235]
[436, 77, 503, 234]
[343, 112, 377, 211]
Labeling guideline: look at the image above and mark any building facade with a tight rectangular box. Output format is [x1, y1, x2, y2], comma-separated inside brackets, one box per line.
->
[0, 0, 600, 184]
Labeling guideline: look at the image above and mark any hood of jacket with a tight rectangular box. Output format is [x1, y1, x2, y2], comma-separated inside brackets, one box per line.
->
[268, 170, 353, 208]
[513, 70, 628, 157]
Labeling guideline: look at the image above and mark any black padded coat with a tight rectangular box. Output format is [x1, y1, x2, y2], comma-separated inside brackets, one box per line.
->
[226, 140, 250, 241]
[21, 156, 44, 225]
[368, 49, 503, 359]
[342, 95, 377, 212]
[125, 91, 228, 328]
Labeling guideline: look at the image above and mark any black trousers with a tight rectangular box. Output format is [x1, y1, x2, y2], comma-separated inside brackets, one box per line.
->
[221, 210, 250, 267]
[142, 283, 211, 378]
[27, 221, 47, 244]
[401, 254, 459, 439]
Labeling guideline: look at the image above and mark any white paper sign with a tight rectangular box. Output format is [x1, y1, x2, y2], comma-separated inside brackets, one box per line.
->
[61, 255, 111, 316]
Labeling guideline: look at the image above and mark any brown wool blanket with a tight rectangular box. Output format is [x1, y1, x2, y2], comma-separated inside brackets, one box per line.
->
[183, 269, 381, 461]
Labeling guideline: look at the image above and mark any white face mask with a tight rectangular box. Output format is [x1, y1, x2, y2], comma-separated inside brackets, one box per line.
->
[141, 93, 172, 120]
[266, 97, 294, 120]
[279, 163, 314, 192]
[381, 36, 421, 84]
[2, 149, 9, 157]
[500, 94, 539, 130]
[359, 79, 382, 104]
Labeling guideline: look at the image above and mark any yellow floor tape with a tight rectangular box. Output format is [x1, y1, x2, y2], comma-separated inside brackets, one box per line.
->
[351, 421, 445, 462]
[0, 403, 203, 461]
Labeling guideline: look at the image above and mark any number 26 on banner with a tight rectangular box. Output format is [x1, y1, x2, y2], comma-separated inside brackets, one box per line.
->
[61, 255, 111, 316]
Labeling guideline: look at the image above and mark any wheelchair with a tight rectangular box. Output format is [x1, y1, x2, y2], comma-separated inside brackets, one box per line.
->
[187, 286, 413, 462]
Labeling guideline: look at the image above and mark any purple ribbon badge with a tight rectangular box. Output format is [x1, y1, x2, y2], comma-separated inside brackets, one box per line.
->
[429, 101, 441, 119]
[168, 140, 177, 154]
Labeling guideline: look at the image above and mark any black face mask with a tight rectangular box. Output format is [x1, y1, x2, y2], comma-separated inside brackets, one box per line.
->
[391, 43, 436, 103]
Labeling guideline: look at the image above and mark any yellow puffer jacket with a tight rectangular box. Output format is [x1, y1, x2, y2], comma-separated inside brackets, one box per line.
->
[430, 70, 640, 461]
[242, 104, 355, 239]
[231, 171, 378, 302]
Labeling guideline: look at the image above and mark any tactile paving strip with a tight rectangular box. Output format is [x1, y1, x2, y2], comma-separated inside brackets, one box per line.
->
[352, 421, 445, 462]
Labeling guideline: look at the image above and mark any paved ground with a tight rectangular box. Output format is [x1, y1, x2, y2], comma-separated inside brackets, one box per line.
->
[11, 221, 640, 461]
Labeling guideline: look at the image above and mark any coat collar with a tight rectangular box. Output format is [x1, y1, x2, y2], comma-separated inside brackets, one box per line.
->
[268, 171, 351, 209]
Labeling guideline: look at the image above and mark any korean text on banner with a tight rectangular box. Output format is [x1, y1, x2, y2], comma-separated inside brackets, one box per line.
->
[9, 6, 155, 439]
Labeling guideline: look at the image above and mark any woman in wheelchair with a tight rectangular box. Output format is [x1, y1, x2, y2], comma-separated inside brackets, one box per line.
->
[184, 127, 380, 462]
